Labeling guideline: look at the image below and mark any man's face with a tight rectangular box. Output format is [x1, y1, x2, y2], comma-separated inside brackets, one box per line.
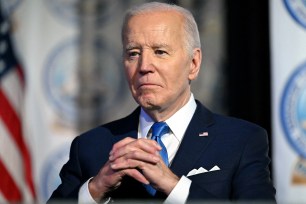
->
[123, 11, 201, 118]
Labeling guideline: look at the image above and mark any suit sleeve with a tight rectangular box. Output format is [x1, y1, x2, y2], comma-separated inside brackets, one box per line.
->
[231, 128, 276, 201]
[47, 137, 83, 202]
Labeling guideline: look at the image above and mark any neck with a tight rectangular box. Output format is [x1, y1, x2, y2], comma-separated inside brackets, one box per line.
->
[144, 93, 192, 122]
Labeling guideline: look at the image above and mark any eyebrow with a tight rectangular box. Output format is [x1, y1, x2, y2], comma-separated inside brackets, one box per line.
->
[124, 43, 173, 52]
[125, 43, 139, 51]
[152, 43, 170, 49]
[152, 43, 174, 53]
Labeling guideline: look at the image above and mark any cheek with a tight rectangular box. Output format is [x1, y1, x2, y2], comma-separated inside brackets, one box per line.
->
[125, 72, 138, 97]
[163, 72, 186, 94]
[171, 65, 189, 82]
[124, 69, 132, 80]
[124, 64, 136, 83]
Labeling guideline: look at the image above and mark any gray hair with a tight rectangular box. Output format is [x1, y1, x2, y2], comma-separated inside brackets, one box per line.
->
[121, 2, 201, 56]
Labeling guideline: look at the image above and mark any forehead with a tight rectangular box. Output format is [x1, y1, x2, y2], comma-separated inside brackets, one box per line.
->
[123, 11, 185, 44]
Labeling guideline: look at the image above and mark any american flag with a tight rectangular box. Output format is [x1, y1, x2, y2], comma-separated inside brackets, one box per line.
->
[199, 131, 209, 137]
[0, 8, 36, 203]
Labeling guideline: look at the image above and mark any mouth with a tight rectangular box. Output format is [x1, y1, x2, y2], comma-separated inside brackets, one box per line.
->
[137, 83, 160, 89]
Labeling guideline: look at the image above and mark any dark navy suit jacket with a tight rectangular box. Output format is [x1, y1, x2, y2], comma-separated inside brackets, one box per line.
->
[49, 101, 276, 202]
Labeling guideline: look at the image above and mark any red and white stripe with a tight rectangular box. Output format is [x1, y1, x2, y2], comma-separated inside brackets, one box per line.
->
[0, 65, 36, 202]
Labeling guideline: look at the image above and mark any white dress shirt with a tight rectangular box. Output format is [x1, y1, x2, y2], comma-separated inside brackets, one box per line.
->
[79, 94, 197, 204]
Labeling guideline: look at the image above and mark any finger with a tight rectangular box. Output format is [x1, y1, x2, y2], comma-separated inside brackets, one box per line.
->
[109, 139, 161, 161]
[110, 151, 160, 170]
[121, 169, 150, 184]
[110, 137, 136, 155]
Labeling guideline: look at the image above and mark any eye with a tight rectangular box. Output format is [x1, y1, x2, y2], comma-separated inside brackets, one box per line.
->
[127, 51, 140, 59]
[130, 52, 139, 56]
[155, 49, 167, 56]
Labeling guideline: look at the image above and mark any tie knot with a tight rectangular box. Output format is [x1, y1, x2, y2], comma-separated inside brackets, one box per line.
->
[151, 122, 169, 139]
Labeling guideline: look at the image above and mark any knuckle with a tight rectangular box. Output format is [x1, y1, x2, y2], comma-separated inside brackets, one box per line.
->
[135, 139, 142, 146]
[131, 150, 140, 157]
[126, 158, 133, 168]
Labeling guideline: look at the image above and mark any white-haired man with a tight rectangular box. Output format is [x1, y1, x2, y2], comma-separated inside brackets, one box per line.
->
[49, 2, 276, 203]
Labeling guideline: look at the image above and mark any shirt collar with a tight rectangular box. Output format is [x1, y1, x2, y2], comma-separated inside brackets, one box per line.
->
[139, 94, 197, 141]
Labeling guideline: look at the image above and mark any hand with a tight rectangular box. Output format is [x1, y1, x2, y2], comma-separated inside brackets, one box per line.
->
[88, 137, 161, 202]
[109, 137, 180, 195]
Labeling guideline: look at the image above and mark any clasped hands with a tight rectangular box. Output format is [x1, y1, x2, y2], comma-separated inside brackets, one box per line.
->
[89, 137, 179, 202]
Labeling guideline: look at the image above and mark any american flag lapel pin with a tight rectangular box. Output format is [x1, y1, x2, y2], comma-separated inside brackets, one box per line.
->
[199, 131, 208, 137]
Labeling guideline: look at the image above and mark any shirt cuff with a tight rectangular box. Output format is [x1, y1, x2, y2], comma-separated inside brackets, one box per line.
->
[78, 178, 97, 204]
[78, 178, 111, 204]
[164, 176, 191, 204]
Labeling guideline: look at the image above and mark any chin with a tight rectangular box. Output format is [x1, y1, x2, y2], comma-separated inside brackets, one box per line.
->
[137, 97, 159, 110]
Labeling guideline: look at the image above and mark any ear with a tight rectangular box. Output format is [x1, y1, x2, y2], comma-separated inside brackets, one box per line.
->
[188, 48, 202, 81]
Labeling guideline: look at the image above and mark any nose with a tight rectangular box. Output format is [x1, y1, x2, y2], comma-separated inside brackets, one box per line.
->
[138, 50, 154, 74]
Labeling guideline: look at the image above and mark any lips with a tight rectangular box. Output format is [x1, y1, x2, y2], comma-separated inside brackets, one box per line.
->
[139, 83, 154, 87]
[137, 83, 160, 89]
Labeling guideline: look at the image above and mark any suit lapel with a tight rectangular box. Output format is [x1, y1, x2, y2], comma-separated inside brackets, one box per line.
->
[170, 101, 215, 177]
[111, 107, 140, 144]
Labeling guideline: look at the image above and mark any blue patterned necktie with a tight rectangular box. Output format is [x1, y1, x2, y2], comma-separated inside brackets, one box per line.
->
[145, 122, 170, 196]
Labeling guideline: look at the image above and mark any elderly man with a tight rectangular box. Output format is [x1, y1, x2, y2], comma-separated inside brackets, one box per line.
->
[48, 2, 276, 203]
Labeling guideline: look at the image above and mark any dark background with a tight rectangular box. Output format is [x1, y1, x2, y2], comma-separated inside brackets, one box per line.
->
[226, 1, 271, 139]
[225, 0, 272, 160]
